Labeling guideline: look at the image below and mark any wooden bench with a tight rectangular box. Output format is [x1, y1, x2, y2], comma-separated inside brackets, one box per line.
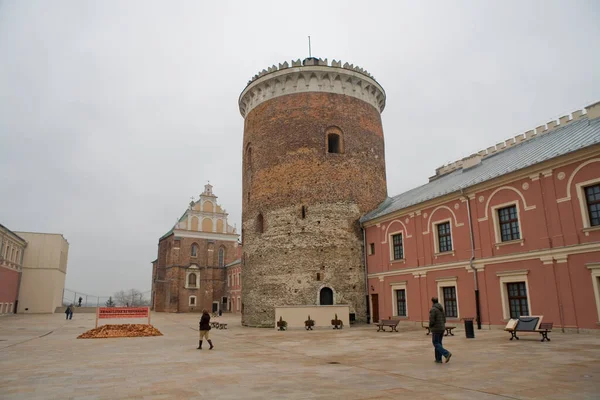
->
[537, 322, 552, 342]
[504, 316, 552, 342]
[376, 319, 400, 332]
[423, 325, 456, 336]
[209, 321, 227, 329]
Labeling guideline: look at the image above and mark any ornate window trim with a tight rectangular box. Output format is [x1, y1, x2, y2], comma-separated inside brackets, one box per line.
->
[436, 276, 460, 320]
[185, 266, 199, 289]
[390, 281, 408, 318]
[497, 269, 531, 320]
[491, 201, 525, 247]
[576, 178, 600, 233]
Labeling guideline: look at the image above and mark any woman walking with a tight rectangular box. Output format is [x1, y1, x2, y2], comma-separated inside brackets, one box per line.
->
[197, 309, 214, 350]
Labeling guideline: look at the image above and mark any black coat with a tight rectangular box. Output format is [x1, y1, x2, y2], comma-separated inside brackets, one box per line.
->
[199, 313, 211, 331]
[429, 303, 446, 333]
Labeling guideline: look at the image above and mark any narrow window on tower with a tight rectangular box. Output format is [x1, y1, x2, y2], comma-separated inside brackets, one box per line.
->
[246, 144, 253, 171]
[325, 126, 344, 154]
[301, 205, 306, 219]
[327, 133, 340, 153]
[257, 212, 264, 233]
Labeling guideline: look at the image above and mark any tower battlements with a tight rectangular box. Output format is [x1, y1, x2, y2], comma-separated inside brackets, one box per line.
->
[238, 58, 386, 118]
[430, 101, 600, 181]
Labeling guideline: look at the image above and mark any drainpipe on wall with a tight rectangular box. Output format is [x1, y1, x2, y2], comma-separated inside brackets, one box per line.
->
[462, 190, 482, 329]
[362, 226, 371, 324]
[14, 241, 26, 314]
[538, 177, 566, 332]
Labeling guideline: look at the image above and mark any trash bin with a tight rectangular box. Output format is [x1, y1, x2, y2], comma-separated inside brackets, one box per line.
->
[463, 318, 475, 339]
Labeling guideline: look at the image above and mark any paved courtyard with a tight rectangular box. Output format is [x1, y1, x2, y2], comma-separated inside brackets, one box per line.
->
[1, 312, 599, 399]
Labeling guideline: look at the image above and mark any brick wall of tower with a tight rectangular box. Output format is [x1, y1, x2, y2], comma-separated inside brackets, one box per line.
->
[242, 92, 387, 327]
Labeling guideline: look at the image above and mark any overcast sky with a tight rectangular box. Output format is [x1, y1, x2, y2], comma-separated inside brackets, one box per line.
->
[1, 1, 599, 298]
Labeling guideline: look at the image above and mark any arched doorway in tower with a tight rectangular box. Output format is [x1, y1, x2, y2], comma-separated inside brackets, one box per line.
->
[319, 287, 334, 305]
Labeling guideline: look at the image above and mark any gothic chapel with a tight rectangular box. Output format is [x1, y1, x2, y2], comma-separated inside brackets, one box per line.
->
[152, 184, 241, 313]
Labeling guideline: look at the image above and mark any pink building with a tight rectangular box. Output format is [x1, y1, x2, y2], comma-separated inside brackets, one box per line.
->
[0, 224, 27, 314]
[225, 259, 242, 314]
[361, 102, 600, 331]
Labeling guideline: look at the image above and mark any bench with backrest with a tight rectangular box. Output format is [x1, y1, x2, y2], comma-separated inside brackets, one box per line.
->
[209, 321, 228, 330]
[376, 318, 400, 332]
[504, 316, 552, 342]
[422, 323, 456, 336]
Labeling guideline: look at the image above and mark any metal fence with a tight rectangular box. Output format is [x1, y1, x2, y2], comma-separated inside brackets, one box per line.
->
[62, 288, 151, 308]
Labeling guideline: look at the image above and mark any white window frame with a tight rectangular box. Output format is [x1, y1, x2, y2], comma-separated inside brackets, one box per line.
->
[576, 178, 600, 232]
[492, 201, 524, 247]
[497, 269, 531, 320]
[390, 281, 408, 317]
[587, 263, 600, 323]
[0, 303, 4, 314]
[188, 296, 197, 306]
[432, 218, 454, 255]
[236, 296, 240, 311]
[368, 243, 375, 256]
[388, 231, 405, 262]
[185, 267, 199, 289]
[437, 277, 459, 319]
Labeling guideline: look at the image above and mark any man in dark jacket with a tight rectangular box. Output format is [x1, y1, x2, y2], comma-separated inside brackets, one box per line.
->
[429, 297, 452, 363]
[197, 309, 214, 350]
[65, 305, 73, 320]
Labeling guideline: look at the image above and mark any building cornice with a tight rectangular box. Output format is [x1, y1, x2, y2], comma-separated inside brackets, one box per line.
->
[0, 226, 28, 246]
[239, 58, 386, 118]
[367, 241, 600, 279]
[171, 229, 239, 242]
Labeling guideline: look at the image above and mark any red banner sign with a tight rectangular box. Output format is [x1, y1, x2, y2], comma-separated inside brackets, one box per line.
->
[98, 307, 149, 319]
[96, 307, 150, 327]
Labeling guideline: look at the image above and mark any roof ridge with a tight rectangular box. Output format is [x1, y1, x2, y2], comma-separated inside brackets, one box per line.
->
[361, 102, 600, 223]
[430, 102, 597, 181]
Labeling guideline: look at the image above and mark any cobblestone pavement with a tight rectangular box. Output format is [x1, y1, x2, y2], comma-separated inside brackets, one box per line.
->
[1, 313, 599, 399]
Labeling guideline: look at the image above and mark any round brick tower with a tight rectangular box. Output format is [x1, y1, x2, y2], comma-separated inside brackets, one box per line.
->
[239, 57, 387, 327]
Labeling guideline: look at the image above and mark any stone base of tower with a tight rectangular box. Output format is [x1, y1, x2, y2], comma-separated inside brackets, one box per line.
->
[240, 203, 369, 328]
[242, 298, 367, 328]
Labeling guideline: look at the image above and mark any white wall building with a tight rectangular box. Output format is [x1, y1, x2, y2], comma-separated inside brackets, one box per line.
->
[16, 232, 69, 314]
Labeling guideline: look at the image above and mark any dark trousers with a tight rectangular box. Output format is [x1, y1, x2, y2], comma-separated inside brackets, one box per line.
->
[66, 312, 72, 320]
[432, 332, 449, 361]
